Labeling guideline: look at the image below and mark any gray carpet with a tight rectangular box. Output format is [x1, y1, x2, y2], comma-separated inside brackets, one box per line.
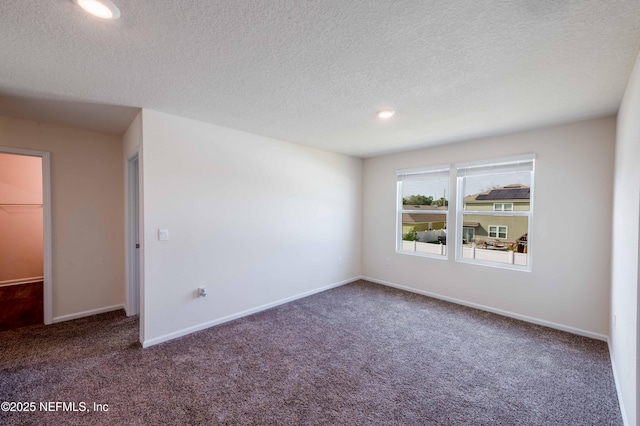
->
[0, 280, 622, 425]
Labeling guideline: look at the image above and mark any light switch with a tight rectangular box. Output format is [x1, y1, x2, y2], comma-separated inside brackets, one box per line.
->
[158, 229, 169, 241]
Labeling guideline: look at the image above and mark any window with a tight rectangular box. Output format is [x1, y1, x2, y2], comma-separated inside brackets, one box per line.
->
[493, 203, 513, 211]
[396, 165, 450, 258]
[456, 154, 534, 270]
[488, 225, 508, 239]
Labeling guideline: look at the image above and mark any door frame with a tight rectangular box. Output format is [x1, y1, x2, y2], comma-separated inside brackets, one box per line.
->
[125, 152, 141, 317]
[0, 146, 52, 324]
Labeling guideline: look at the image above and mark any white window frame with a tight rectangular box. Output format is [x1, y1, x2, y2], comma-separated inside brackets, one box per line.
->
[455, 154, 535, 271]
[493, 203, 513, 211]
[488, 225, 508, 239]
[396, 165, 450, 259]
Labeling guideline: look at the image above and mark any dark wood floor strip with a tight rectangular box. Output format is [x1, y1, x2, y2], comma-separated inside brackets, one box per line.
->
[0, 281, 43, 331]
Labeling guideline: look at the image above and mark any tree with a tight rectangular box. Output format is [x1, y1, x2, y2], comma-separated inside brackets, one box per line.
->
[403, 194, 433, 205]
[482, 184, 503, 192]
[434, 197, 448, 207]
[402, 226, 420, 241]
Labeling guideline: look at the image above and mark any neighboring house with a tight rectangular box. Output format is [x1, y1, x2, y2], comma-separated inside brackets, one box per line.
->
[462, 184, 529, 245]
[402, 204, 447, 233]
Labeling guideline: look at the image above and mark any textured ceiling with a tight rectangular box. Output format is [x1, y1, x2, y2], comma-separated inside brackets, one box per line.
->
[1, 1, 639, 157]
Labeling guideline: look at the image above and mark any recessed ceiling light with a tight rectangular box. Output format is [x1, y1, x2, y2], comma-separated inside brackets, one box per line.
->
[73, 0, 121, 19]
[377, 110, 395, 120]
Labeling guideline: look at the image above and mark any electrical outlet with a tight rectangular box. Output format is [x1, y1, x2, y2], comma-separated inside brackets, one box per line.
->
[385, 257, 391, 266]
[337, 257, 342, 266]
[198, 287, 207, 298]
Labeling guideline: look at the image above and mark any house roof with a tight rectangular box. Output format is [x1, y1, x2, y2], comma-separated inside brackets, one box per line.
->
[464, 184, 530, 203]
[402, 204, 447, 223]
[1, 2, 640, 157]
[402, 213, 447, 224]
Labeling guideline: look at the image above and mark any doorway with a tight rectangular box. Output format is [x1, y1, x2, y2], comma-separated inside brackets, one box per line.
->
[0, 146, 52, 328]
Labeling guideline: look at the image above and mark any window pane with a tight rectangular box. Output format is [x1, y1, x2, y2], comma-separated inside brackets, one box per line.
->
[399, 172, 449, 258]
[498, 227, 507, 239]
[457, 156, 533, 270]
[463, 171, 531, 212]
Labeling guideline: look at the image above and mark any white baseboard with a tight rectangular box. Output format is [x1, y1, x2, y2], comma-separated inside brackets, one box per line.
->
[142, 277, 360, 348]
[362, 276, 608, 342]
[52, 304, 125, 323]
[0, 276, 44, 287]
[607, 338, 630, 426]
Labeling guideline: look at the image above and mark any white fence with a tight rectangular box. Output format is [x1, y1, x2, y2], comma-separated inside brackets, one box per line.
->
[401, 241, 527, 266]
[402, 241, 447, 256]
[463, 246, 527, 266]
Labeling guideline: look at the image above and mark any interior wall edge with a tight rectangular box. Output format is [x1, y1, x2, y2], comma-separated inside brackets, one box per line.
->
[608, 339, 631, 426]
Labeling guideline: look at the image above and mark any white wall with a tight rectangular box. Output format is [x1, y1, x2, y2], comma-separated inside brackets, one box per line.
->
[0, 115, 125, 319]
[140, 109, 362, 345]
[611, 50, 640, 426]
[363, 116, 615, 337]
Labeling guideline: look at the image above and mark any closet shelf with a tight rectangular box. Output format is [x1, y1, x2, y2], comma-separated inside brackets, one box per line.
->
[0, 204, 43, 212]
